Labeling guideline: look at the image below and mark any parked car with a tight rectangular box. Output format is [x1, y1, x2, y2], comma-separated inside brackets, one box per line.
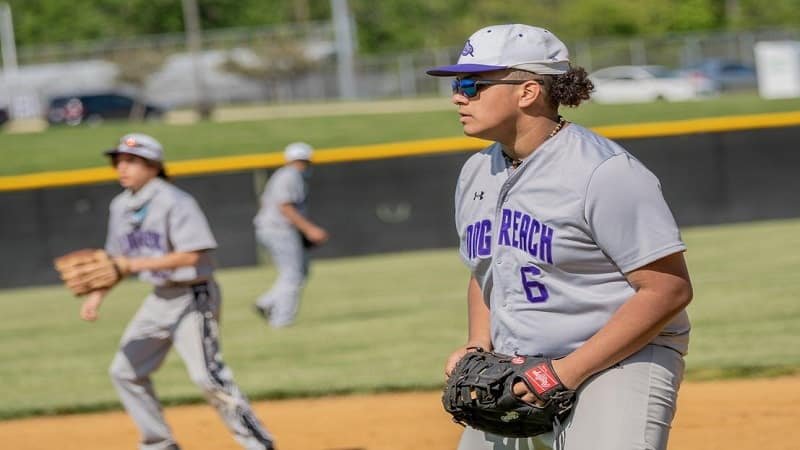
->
[46, 92, 165, 126]
[681, 58, 758, 92]
[588, 65, 717, 104]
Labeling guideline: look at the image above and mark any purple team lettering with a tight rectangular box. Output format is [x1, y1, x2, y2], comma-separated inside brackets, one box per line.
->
[121, 230, 164, 253]
[498, 208, 554, 264]
[465, 209, 555, 264]
[465, 219, 492, 259]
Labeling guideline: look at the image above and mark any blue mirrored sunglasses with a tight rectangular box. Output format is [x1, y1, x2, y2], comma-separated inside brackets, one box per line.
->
[450, 78, 544, 98]
[451, 78, 542, 98]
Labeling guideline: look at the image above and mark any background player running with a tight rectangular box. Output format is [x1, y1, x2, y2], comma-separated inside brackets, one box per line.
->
[80, 133, 276, 450]
[252, 142, 328, 328]
[427, 24, 693, 450]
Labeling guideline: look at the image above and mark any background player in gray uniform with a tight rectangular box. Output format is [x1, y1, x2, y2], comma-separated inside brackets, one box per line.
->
[79, 133, 275, 450]
[427, 25, 693, 450]
[253, 142, 328, 328]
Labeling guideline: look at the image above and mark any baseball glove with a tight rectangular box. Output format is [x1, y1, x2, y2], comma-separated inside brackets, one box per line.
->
[53, 249, 130, 296]
[300, 233, 316, 249]
[442, 348, 576, 438]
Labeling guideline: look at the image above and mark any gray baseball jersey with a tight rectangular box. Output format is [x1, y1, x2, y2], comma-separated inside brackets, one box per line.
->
[105, 177, 217, 285]
[104, 177, 274, 449]
[252, 164, 311, 328]
[454, 123, 690, 358]
[253, 165, 307, 231]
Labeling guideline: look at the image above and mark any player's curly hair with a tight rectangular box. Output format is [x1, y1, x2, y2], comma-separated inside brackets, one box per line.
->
[548, 66, 594, 108]
[511, 66, 594, 108]
[538, 66, 594, 108]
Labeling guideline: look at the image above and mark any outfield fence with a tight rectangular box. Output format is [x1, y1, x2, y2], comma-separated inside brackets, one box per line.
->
[1, 113, 799, 288]
[3, 25, 800, 114]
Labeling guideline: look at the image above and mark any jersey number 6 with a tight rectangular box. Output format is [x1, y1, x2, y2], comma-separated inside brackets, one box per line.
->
[520, 265, 549, 303]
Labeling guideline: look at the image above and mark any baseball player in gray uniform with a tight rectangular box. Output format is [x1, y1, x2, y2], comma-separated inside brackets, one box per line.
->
[253, 142, 328, 328]
[427, 25, 693, 450]
[79, 133, 275, 450]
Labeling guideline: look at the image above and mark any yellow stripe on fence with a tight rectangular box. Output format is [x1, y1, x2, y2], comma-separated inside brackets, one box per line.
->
[0, 137, 490, 192]
[2, 111, 800, 192]
[592, 111, 800, 139]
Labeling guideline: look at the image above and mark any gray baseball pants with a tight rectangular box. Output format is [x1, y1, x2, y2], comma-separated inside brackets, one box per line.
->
[255, 227, 309, 327]
[457, 344, 685, 450]
[109, 280, 274, 450]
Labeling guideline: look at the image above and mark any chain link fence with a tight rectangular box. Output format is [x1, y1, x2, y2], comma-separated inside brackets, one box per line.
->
[2, 24, 799, 115]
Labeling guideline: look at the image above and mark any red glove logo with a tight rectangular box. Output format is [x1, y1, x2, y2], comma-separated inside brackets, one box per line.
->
[524, 363, 558, 395]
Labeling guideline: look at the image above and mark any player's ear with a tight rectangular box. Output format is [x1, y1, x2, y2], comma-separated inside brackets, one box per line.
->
[518, 80, 542, 108]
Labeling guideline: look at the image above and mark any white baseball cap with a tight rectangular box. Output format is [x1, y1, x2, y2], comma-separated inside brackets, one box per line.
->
[284, 142, 314, 162]
[104, 133, 164, 162]
[426, 24, 570, 76]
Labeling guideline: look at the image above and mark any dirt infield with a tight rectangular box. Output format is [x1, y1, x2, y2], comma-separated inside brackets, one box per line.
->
[2, 375, 798, 450]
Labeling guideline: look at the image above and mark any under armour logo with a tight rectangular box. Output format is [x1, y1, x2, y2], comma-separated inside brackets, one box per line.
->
[473, 191, 484, 200]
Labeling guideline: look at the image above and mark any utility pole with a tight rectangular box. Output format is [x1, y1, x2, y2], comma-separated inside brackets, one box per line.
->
[181, 0, 212, 119]
[292, 0, 310, 22]
[725, 0, 741, 28]
[331, 0, 356, 99]
[0, 2, 17, 75]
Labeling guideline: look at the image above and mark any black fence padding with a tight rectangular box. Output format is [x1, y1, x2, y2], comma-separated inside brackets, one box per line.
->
[303, 152, 471, 259]
[172, 173, 259, 268]
[623, 126, 800, 226]
[0, 173, 257, 288]
[2, 125, 798, 288]
[1, 183, 116, 288]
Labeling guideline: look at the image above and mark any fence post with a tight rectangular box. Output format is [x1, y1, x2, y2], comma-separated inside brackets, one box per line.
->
[739, 32, 756, 63]
[434, 48, 452, 97]
[630, 38, 647, 66]
[575, 41, 592, 72]
[680, 36, 702, 67]
[331, 0, 357, 99]
[398, 54, 416, 97]
[181, 0, 212, 119]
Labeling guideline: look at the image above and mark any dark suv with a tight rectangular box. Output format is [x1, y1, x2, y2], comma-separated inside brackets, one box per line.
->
[46, 93, 164, 125]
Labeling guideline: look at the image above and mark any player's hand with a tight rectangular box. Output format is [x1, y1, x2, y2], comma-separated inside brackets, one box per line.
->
[305, 226, 329, 245]
[445, 344, 486, 378]
[513, 381, 543, 405]
[113, 255, 133, 275]
[512, 358, 578, 404]
[80, 291, 105, 322]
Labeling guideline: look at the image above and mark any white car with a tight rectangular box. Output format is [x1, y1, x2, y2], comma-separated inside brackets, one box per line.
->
[588, 65, 717, 104]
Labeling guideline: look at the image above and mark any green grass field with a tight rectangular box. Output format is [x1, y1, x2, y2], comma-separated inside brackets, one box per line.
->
[0, 218, 798, 420]
[2, 93, 800, 176]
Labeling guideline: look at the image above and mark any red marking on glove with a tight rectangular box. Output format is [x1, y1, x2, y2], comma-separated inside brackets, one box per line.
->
[524, 363, 559, 395]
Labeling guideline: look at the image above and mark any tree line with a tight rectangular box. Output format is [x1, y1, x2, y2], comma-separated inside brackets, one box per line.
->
[6, 0, 800, 54]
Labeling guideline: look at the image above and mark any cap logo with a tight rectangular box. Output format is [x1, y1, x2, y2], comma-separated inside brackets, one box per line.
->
[125, 137, 137, 147]
[461, 39, 475, 57]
